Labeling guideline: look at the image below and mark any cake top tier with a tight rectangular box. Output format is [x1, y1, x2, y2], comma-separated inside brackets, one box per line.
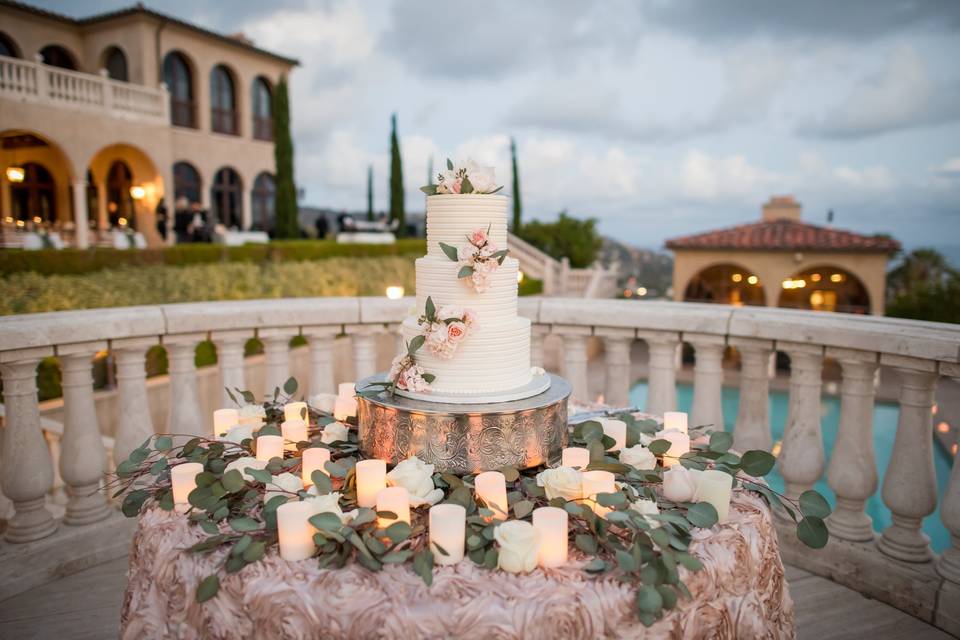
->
[425, 194, 508, 258]
[420, 158, 503, 196]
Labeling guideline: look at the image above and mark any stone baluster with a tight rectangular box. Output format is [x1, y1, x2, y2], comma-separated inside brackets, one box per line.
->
[112, 338, 156, 467]
[260, 328, 298, 398]
[531, 324, 550, 370]
[777, 342, 824, 501]
[825, 347, 879, 542]
[0, 351, 57, 542]
[598, 328, 634, 407]
[637, 330, 680, 417]
[213, 330, 248, 408]
[555, 325, 591, 403]
[877, 356, 939, 563]
[686, 333, 725, 432]
[58, 344, 111, 525]
[347, 325, 382, 381]
[730, 337, 773, 452]
[165, 333, 205, 437]
[937, 364, 960, 635]
[304, 326, 339, 396]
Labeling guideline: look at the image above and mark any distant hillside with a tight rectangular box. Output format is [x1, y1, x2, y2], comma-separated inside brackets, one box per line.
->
[598, 238, 673, 298]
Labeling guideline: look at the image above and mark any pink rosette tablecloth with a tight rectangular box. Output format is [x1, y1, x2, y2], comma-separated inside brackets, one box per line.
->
[119, 487, 795, 639]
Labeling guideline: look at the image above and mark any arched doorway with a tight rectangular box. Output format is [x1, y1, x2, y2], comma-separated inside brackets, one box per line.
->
[10, 162, 56, 223]
[0, 32, 21, 58]
[252, 172, 275, 233]
[162, 51, 195, 128]
[2, 130, 75, 231]
[106, 161, 135, 228]
[683, 264, 766, 306]
[778, 266, 871, 314]
[102, 46, 128, 82]
[252, 77, 273, 140]
[211, 167, 242, 228]
[87, 143, 163, 240]
[210, 64, 238, 135]
[39, 44, 78, 70]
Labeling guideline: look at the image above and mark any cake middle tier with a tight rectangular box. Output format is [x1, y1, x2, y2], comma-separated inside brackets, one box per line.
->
[401, 314, 533, 395]
[416, 255, 520, 317]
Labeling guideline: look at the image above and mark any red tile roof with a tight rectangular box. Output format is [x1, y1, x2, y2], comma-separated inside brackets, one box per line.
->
[665, 219, 900, 253]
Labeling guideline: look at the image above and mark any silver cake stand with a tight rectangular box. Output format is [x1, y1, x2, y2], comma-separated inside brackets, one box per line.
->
[356, 373, 571, 474]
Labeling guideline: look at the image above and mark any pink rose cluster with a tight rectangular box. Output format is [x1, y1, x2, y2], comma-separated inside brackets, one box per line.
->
[389, 354, 431, 392]
[460, 228, 504, 293]
[420, 305, 478, 360]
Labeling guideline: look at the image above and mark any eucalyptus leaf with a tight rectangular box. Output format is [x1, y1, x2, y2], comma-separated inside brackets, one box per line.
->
[575, 534, 598, 554]
[242, 540, 266, 562]
[196, 575, 220, 603]
[413, 550, 434, 586]
[385, 521, 412, 543]
[439, 242, 459, 262]
[636, 584, 663, 614]
[310, 512, 343, 532]
[797, 516, 829, 549]
[457, 265, 474, 279]
[512, 499, 534, 519]
[420, 185, 438, 195]
[121, 489, 149, 517]
[740, 450, 776, 476]
[686, 502, 719, 529]
[311, 471, 332, 495]
[708, 431, 733, 453]
[648, 439, 671, 456]
[229, 517, 260, 533]
[408, 334, 425, 355]
[425, 296, 436, 321]
[283, 377, 298, 395]
[155, 436, 173, 452]
[799, 490, 832, 519]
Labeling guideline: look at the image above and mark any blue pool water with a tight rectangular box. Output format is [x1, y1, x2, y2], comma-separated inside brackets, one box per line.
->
[628, 382, 952, 552]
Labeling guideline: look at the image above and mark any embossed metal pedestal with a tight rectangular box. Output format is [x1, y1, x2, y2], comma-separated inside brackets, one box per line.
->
[357, 373, 571, 474]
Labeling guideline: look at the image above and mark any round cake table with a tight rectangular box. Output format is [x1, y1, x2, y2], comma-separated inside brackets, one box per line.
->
[119, 489, 795, 639]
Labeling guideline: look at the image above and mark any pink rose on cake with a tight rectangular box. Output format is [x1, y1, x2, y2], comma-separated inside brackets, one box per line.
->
[470, 228, 488, 246]
[389, 354, 433, 393]
[446, 321, 467, 344]
[439, 225, 510, 294]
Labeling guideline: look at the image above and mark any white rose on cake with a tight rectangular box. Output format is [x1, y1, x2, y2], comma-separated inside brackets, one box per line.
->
[536, 467, 583, 501]
[465, 161, 496, 193]
[620, 444, 657, 471]
[494, 520, 540, 573]
[320, 421, 350, 445]
[386, 456, 444, 506]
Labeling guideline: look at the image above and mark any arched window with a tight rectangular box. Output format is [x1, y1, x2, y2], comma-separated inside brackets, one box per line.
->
[10, 163, 55, 223]
[163, 52, 195, 128]
[173, 161, 201, 207]
[683, 264, 766, 307]
[0, 32, 20, 58]
[39, 44, 77, 70]
[85, 168, 98, 227]
[211, 167, 242, 228]
[777, 266, 871, 315]
[252, 77, 273, 140]
[103, 46, 128, 82]
[210, 65, 238, 135]
[106, 161, 135, 228]
[251, 172, 275, 233]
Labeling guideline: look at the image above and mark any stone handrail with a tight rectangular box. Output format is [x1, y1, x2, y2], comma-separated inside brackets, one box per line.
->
[507, 233, 619, 297]
[0, 297, 958, 632]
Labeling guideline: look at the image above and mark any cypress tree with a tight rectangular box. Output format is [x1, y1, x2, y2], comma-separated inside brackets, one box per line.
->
[389, 113, 405, 237]
[427, 156, 434, 185]
[510, 137, 522, 232]
[366, 165, 374, 221]
[273, 76, 298, 238]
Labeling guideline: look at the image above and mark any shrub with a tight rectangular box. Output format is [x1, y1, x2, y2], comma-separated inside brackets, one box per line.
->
[517, 212, 601, 268]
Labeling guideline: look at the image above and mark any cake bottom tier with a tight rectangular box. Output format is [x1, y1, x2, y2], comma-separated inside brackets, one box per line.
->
[399, 315, 533, 398]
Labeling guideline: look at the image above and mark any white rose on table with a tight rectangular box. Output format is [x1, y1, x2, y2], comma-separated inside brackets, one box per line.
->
[494, 520, 540, 574]
[263, 472, 303, 504]
[309, 393, 338, 414]
[620, 444, 657, 471]
[629, 498, 661, 528]
[386, 456, 444, 506]
[662, 465, 701, 503]
[536, 467, 582, 501]
[224, 456, 267, 482]
[304, 489, 356, 523]
[320, 421, 350, 445]
[222, 423, 255, 444]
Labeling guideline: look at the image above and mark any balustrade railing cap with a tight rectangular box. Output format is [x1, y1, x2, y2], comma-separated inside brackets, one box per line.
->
[160, 297, 360, 334]
[358, 297, 412, 323]
[538, 299, 733, 335]
[0, 306, 165, 352]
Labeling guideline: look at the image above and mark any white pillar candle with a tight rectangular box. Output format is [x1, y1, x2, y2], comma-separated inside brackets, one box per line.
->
[599, 418, 627, 451]
[281, 419, 309, 451]
[658, 430, 690, 468]
[334, 397, 357, 421]
[663, 411, 688, 436]
[533, 506, 568, 568]
[338, 382, 356, 398]
[561, 447, 590, 470]
[355, 459, 386, 508]
[213, 408, 239, 437]
[256, 434, 284, 462]
[377, 486, 411, 528]
[430, 503, 466, 565]
[581, 470, 616, 517]
[301, 447, 331, 486]
[283, 401, 308, 423]
[171, 462, 203, 512]
[475, 471, 508, 519]
[277, 500, 317, 561]
[696, 469, 733, 523]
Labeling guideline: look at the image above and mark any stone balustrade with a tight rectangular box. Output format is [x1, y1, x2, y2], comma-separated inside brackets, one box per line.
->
[0, 297, 958, 633]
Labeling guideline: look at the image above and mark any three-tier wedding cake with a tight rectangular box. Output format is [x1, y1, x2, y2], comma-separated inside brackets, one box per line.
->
[387, 160, 550, 404]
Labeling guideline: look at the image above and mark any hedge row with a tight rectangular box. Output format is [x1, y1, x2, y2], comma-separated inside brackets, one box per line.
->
[0, 239, 427, 276]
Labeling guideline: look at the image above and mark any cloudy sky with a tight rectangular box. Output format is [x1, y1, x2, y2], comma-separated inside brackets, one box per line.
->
[39, 0, 960, 253]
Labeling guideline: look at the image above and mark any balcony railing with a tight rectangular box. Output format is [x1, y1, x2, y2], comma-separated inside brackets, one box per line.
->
[0, 54, 168, 125]
[0, 298, 958, 633]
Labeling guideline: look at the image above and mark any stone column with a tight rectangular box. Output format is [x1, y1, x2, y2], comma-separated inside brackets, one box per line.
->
[112, 337, 157, 467]
[937, 364, 960, 635]
[347, 325, 382, 381]
[878, 356, 938, 563]
[687, 333, 725, 433]
[260, 328, 298, 399]
[531, 324, 550, 370]
[303, 326, 339, 396]
[777, 342, 824, 501]
[96, 179, 108, 232]
[555, 325, 591, 403]
[71, 178, 90, 249]
[826, 347, 879, 542]
[730, 337, 773, 452]
[165, 333, 205, 437]
[598, 328, 634, 407]
[637, 330, 680, 417]
[58, 345, 110, 525]
[213, 330, 249, 407]
[1, 351, 57, 542]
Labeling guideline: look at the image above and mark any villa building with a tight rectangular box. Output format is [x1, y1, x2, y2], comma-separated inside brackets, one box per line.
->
[0, 0, 297, 248]
[666, 196, 900, 315]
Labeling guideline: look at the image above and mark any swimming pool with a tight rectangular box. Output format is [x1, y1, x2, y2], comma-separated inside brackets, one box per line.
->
[628, 381, 952, 552]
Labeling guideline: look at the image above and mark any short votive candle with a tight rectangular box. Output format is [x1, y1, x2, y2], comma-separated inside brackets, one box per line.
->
[377, 486, 411, 528]
[338, 382, 356, 398]
[475, 471, 508, 519]
[658, 430, 690, 468]
[355, 459, 387, 508]
[281, 419, 309, 451]
[213, 408, 239, 437]
[256, 434, 284, 462]
[697, 469, 733, 523]
[599, 418, 627, 451]
[171, 462, 203, 511]
[301, 447, 331, 486]
[283, 401, 308, 423]
[581, 470, 616, 517]
[663, 411, 688, 436]
[277, 501, 317, 561]
[561, 447, 590, 470]
[334, 397, 357, 421]
[533, 506, 568, 568]
[430, 503, 466, 565]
